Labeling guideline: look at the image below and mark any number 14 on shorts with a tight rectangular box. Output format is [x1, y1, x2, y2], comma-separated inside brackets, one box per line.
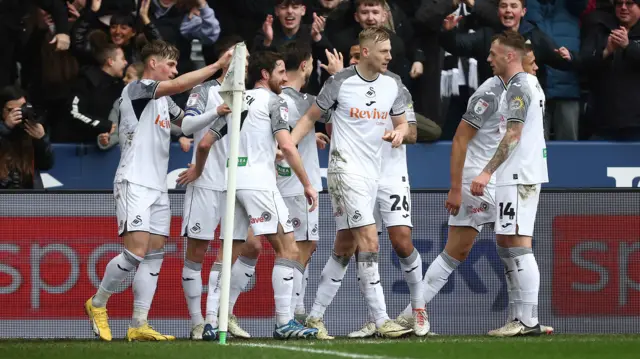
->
[499, 202, 515, 220]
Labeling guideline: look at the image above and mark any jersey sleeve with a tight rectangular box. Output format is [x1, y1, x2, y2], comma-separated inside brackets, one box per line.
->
[503, 81, 531, 123]
[268, 95, 290, 134]
[315, 75, 340, 112]
[185, 84, 210, 117]
[390, 78, 408, 116]
[305, 94, 329, 124]
[401, 86, 416, 124]
[462, 93, 498, 129]
[209, 115, 228, 140]
[127, 79, 159, 100]
[167, 96, 184, 123]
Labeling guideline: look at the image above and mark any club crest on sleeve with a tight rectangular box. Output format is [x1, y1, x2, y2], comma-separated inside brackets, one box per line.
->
[510, 96, 524, 110]
[280, 106, 289, 122]
[187, 93, 199, 107]
[474, 99, 489, 115]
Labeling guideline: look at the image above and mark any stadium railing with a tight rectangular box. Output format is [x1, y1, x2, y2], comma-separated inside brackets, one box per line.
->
[1, 189, 638, 338]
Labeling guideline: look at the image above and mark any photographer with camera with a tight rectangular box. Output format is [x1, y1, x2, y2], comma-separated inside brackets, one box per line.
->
[0, 86, 54, 189]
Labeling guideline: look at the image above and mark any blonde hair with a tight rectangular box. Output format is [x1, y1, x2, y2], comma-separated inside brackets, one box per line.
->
[358, 27, 390, 46]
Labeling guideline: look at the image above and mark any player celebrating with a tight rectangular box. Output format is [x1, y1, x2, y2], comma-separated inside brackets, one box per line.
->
[84, 40, 232, 341]
[177, 37, 259, 341]
[228, 50, 318, 339]
[471, 31, 549, 336]
[290, 27, 411, 339]
[276, 41, 329, 322]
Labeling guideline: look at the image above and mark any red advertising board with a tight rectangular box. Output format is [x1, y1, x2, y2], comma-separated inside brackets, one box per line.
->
[0, 217, 275, 319]
[553, 215, 640, 316]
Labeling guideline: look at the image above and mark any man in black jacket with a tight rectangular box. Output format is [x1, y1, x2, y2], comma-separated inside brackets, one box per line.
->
[581, 0, 640, 140]
[53, 43, 126, 142]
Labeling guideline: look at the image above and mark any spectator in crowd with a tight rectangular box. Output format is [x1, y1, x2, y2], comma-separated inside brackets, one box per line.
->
[0, 86, 54, 189]
[179, 0, 221, 45]
[580, 0, 640, 140]
[440, 0, 575, 88]
[148, 0, 195, 75]
[0, 0, 71, 88]
[98, 62, 144, 150]
[330, 0, 426, 89]
[56, 39, 127, 143]
[525, 0, 587, 140]
[72, 0, 162, 66]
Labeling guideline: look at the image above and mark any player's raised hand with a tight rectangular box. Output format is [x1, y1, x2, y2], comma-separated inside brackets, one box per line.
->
[382, 129, 403, 148]
[319, 49, 344, 75]
[177, 163, 201, 186]
[315, 132, 330, 149]
[214, 48, 234, 69]
[217, 104, 231, 116]
[304, 185, 318, 212]
[445, 188, 462, 216]
[470, 172, 491, 196]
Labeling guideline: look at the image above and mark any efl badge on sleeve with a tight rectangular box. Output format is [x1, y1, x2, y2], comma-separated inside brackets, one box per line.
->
[474, 98, 489, 115]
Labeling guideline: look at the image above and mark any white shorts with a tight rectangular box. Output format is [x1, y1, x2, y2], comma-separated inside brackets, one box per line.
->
[448, 184, 496, 232]
[181, 186, 225, 240]
[374, 184, 413, 233]
[283, 195, 319, 241]
[494, 184, 541, 236]
[220, 189, 293, 240]
[328, 172, 377, 231]
[114, 181, 170, 237]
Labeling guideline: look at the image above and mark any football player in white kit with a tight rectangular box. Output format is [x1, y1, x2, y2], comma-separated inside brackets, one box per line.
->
[276, 41, 329, 322]
[326, 44, 428, 338]
[229, 50, 318, 339]
[177, 36, 259, 341]
[290, 27, 412, 339]
[471, 31, 549, 336]
[84, 40, 232, 341]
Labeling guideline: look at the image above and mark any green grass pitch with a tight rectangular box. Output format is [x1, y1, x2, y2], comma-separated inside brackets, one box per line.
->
[1, 336, 640, 359]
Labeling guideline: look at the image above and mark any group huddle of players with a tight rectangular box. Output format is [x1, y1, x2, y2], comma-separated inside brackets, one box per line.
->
[81, 26, 551, 342]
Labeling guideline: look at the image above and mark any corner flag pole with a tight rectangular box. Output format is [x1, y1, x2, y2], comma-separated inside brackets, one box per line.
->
[217, 43, 247, 345]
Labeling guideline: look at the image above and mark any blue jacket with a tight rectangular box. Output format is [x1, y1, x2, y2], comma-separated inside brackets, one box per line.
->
[525, 0, 587, 99]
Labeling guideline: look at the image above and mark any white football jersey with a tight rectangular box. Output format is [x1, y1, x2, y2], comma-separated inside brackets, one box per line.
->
[114, 79, 183, 191]
[379, 85, 415, 186]
[276, 87, 324, 196]
[496, 72, 548, 186]
[234, 87, 290, 191]
[461, 76, 506, 184]
[184, 79, 229, 191]
[316, 66, 408, 180]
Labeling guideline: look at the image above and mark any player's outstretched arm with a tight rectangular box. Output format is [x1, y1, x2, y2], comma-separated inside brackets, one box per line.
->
[276, 130, 318, 212]
[483, 120, 523, 175]
[155, 49, 232, 99]
[181, 104, 231, 136]
[291, 103, 322, 145]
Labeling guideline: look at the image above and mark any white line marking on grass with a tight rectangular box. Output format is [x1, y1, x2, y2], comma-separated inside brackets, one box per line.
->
[235, 342, 412, 359]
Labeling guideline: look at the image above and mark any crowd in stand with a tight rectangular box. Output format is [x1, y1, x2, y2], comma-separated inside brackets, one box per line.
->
[0, 0, 639, 188]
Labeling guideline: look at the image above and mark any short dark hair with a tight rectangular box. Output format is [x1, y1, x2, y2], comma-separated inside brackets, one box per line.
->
[279, 41, 313, 72]
[275, 0, 305, 7]
[0, 85, 26, 110]
[140, 40, 179, 63]
[214, 35, 244, 59]
[94, 43, 122, 67]
[355, 0, 387, 9]
[110, 12, 135, 28]
[492, 30, 527, 55]
[499, 0, 527, 8]
[247, 51, 284, 86]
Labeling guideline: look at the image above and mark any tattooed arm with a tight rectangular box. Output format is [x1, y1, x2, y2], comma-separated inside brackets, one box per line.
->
[482, 121, 523, 175]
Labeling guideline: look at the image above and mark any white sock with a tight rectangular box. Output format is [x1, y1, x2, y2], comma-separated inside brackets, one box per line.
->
[182, 259, 204, 327]
[273, 258, 295, 327]
[132, 249, 164, 327]
[356, 267, 376, 323]
[229, 256, 257, 314]
[515, 251, 540, 327]
[291, 262, 305, 318]
[497, 246, 522, 322]
[399, 248, 425, 310]
[295, 264, 309, 315]
[308, 252, 350, 319]
[205, 262, 221, 326]
[357, 252, 389, 328]
[422, 251, 460, 306]
[92, 250, 141, 308]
